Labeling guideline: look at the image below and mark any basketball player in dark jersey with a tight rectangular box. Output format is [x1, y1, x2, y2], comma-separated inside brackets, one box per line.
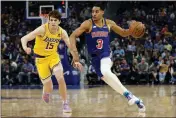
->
[69, 3, 145, 112]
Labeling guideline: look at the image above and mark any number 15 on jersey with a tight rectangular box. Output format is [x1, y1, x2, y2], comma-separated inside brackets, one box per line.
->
[46, 42, 54, 49]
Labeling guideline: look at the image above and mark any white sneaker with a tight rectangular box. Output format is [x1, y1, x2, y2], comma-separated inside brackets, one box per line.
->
[128, 95, 138, 105]
[137, 100, 146, 112]
[63, 103, 72, 113]
[128, 96, 146, 112]
[139, 106, 146, 112]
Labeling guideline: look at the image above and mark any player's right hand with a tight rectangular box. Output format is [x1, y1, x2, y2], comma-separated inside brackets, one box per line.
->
[129, 20, 137, 33]
[24, 47, 32, 54]
[72, 61, 83, 72]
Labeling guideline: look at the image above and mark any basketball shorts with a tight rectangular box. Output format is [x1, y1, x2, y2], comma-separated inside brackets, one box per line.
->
[91, 51, 112, 78]
[35, 53, 61, 80]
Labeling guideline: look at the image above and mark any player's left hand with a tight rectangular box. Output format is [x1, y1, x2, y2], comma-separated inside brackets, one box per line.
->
[72, 61, 83, 72]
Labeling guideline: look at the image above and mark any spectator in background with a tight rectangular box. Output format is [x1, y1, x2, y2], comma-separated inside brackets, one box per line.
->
[158, 58, 170, 84]
[149, 61, 159, 84]
[161, 49, 170, 59]
[17, 58, 34, 85]
[144, 38, 153, 51]
[30, 66, 40, 85]
[150, 22, 157, 40]
[170, 58, 176, 84]
[161, 25, 172, 37]
[170, 12, 175, 20]
[126, 41, 136, 64]
[158, 40, 164, 53]
[164, 41, 172, 52]
[111, 59, 121, 78]
[86, 64, 98, 85]
[172, 48, 176, 57]
[1, 31, 6, 41]
[1, 59, 10, 85]
[113, 46, 125, 58]
[137, 58, 149, 84]
[119, 59, 131, 84]
[151, 50, 159, 63]
[136, 43, 145, 56]
[127, 41, 136, 52]
[130, 58, 139, 84]
[84, 7, 91, 19]
[144, 38, 153, 61]
[154, 40, 159, 51]
[111, 38, 119, 48]
[136, 51, 144, 63]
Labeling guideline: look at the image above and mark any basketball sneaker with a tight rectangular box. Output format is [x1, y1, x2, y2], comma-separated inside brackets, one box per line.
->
[123, 91, 146, 112]
[42, 93, 50, 103]
[128, 95, 146, 112]
[135, 99, 146, 112]
[63, 102, 72, 113]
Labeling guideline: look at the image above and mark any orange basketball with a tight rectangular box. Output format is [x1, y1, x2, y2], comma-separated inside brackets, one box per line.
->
[129, 21, 145, 39]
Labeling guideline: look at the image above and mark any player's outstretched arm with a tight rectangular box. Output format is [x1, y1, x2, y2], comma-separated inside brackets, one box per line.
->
[62, 29, 83, 71]
[21, 25, 45, 54]
[61, 29, 71, 49]
[107, 19, 132, 37]
[69, 20, 90, 62]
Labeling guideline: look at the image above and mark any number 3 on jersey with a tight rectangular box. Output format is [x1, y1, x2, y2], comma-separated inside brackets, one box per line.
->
[96, 39, 103, 49]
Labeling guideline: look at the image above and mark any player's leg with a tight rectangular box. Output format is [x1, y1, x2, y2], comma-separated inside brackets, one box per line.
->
[35, 58, 53, 103]
[41, 78, 53, 103]
[52, 63, 67, 102]
[92, 57, 129, 95]
[100, 57, 145, 112]
[50, 54, 71, 113]
[52, 63, 72, 113]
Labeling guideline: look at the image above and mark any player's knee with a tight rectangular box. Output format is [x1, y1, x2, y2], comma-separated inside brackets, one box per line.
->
[54, 70, 64, 81]
[41, 77, 52, 85]
[56, 74, 64, 81]
[53, 63, 63, 74]
[53, 63, 64, 80]
[101, 67, 107, 76]
[100, 58, 113, 76]
[53, 66, 63, 73]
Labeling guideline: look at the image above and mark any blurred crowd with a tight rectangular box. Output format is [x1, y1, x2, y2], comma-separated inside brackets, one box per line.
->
[1, 1, 176, 86]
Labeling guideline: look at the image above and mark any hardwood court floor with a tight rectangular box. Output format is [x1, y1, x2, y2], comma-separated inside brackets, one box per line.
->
[1, 85, 176, 117]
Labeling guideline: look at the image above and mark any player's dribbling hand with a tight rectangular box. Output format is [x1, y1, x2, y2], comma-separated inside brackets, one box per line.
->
[129, 20, 137, 33]
[24, 47, 32, 54]
[129, 20, 145, 38]
[72, 61, 83, 72]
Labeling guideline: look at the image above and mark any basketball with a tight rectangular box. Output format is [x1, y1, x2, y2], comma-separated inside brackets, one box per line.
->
[129, 21, 145, 39]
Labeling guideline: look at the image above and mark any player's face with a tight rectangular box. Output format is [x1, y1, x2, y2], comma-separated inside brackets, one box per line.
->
[48, 17, 60, 28]
[92, 7, 104, 21]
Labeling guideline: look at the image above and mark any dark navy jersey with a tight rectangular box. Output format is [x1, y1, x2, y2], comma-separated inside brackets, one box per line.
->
[58, 40, 66, 54]
[58, 40, 70, 66]
[85, 18, 111, 56]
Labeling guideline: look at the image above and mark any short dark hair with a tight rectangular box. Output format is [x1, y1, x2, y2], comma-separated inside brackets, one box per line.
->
[94, 2, 105, 11]
[48, 10, 62, 20]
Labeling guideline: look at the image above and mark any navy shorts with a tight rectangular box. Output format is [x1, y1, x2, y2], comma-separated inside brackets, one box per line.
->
[91, 52, 111, 78]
